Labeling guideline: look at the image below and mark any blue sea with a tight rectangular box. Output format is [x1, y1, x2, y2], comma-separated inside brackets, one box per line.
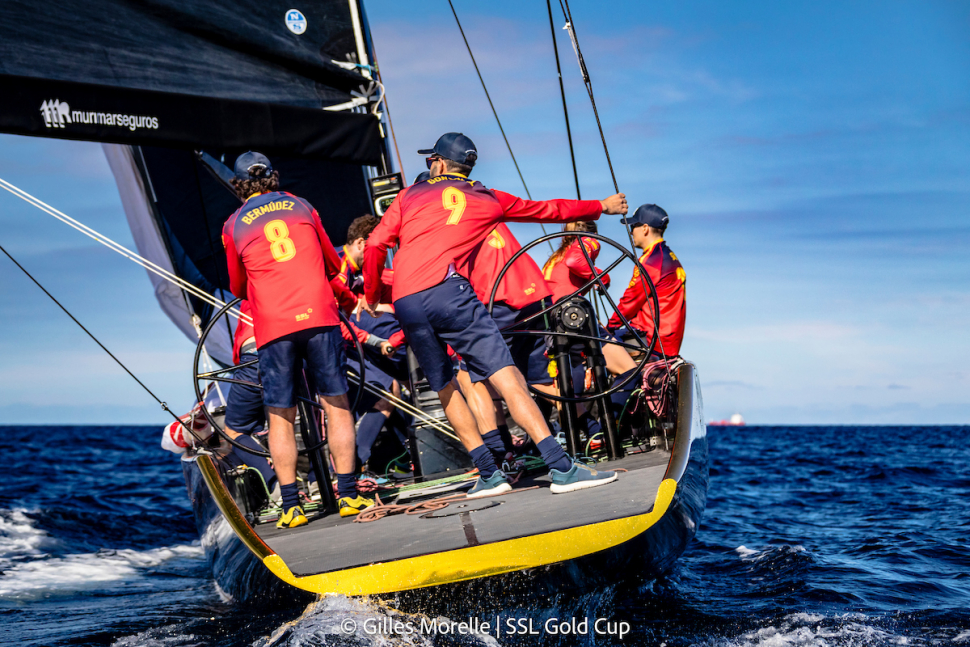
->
[1, 425, 968, 646]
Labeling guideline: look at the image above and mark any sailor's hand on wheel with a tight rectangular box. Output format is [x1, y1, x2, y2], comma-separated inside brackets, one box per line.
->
[600, 193, 628, 215]
[380, 341, 395, 357]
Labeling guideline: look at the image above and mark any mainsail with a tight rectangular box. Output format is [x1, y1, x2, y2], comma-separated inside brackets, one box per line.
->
[0, 0, 392, 363]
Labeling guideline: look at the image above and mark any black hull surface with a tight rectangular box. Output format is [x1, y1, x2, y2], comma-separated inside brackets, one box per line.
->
[181, 363, 708, 600]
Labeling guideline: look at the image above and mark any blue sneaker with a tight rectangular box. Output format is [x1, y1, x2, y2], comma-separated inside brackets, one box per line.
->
[466, 469, 512, 499]
[549, 461, 617, 494]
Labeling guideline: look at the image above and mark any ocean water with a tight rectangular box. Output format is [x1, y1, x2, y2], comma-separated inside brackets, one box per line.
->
[0, 425, 967, 646]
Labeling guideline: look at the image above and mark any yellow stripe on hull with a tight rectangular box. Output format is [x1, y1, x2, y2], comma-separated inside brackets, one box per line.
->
[262, 479, 677, 596]
[196, 453, 677, 596]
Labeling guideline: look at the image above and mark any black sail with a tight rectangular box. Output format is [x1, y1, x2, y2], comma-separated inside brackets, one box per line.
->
[0, 0, 386, 361]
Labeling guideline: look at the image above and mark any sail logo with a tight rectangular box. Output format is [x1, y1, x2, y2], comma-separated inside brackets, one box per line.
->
[40, 99, 160, 131]
[285, 9, 307, 35]
[40, 99, 72, 128]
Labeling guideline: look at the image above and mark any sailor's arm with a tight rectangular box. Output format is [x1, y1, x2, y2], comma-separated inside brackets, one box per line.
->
[564, 237, 610, 287]
[222, 226, 248, 299]
[309, 208, 344, 282]
[607, 276, 647, 329]
[330, 276, 358, 313]
[362, 193, 404, 315]
[493, 190, 628, 223]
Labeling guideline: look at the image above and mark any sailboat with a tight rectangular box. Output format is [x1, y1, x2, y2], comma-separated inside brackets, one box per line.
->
[0, 0, 708, 599]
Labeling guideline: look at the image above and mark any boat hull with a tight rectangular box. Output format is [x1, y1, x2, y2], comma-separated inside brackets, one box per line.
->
[181, 363, 708, 600]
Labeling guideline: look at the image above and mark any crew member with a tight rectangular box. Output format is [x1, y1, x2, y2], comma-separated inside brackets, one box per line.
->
[460, 222, 555, 465]
[543, 221, 637, 378]
[336, 216, 411, 473]
[607, 204, 686, 358]
[223, 151, 373, 527]
[362, 132, 628, 496]
[222, 299, 277, 496]
[542, 220, 610, 302]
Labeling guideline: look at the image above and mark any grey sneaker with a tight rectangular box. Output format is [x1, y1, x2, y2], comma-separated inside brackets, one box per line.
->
[549, 461, 617, 494]
[466, 469, 512, 499]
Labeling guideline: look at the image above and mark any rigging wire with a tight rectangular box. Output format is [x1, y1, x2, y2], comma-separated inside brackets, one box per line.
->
[368, 40, 407, 179]
[0, 177, 252, 326]
[445, 0, 556, 251]
[555, 0, 670, 364]
[546, 0, 581, 200]
[0, 241, 204, 443]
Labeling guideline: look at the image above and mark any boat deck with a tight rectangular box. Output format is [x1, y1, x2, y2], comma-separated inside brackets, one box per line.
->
[255, 450, 669, 577]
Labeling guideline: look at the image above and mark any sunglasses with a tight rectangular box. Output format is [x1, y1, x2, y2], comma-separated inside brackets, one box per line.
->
[425, 155, 443, 170]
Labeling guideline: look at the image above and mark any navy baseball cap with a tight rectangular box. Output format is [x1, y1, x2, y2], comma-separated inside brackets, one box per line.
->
[234, 151, 273, 181]
[413, 171, 432, 184]
[621, 204, 670, 229]
[418, 133, 478, 166]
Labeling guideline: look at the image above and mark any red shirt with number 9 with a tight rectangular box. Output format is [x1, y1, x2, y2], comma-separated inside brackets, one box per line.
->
[223, 191, 343, 347]
[364, 174, 603, 304]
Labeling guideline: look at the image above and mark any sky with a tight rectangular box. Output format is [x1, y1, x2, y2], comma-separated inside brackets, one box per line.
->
[0, 0, 968, 425]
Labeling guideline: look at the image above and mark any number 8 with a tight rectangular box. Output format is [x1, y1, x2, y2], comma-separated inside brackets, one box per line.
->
[264, 219, 296, 262]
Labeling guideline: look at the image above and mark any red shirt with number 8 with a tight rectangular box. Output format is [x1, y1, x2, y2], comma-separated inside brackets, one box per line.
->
[223, 191, 343, 347]
[364, 174, 603, 303]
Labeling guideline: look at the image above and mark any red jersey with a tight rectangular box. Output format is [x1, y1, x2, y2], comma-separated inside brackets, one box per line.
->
[542, 237, 610, 303]
[223, 191, 343, 347]
[336, 245, 364, 293]
[607, 239, 686, 356]
[364, 173, 602, 303]
[337, 245, 395, 303]
[462, 223, 552, 309]
[231, 300, 255, 364]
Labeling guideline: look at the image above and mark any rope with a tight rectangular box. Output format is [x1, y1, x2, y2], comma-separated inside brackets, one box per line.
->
[354, 483, 540, 523]
[0, 177, 251, 326]
[446, 0, 555, 252]
[0, 241, 205, 444]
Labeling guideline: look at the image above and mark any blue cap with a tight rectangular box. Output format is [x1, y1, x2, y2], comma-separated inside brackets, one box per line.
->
[621, 204, 669, 230]
[413, 171, 431, 184]
[418, 133, 478, 166]
[233, 151, 273, 181]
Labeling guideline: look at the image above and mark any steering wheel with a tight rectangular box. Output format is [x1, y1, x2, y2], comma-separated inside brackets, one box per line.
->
[192, 298, 366, 456]
[488, 231, 662, 404]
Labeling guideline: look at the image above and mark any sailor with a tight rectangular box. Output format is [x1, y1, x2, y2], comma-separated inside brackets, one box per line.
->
[362, 132, 628, 495]
[459, 222, 557, 465]
[607, 204, 686, 358]
[335, 216, 411, 474]
[222, 151, 374, 527]
[221, 299, 277, 494]
[542, 221, 637, 377]
[542, 220, 610, 302]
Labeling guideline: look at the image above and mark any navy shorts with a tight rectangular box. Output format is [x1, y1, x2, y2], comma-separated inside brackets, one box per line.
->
[258, 326, 348, 408]
[466, 300, 553, 386]
[395, 275, 514, 392]
[225, 352, 266, 435]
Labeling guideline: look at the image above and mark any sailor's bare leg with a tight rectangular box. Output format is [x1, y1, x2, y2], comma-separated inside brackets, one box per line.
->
[603, 342, 637, 375]
[266, 406, 298, 484]
[486, 366, 552, 444]
[320, 393, 356, 475]
[437, 381, 486, 452]
[456, 370, 501, 436]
